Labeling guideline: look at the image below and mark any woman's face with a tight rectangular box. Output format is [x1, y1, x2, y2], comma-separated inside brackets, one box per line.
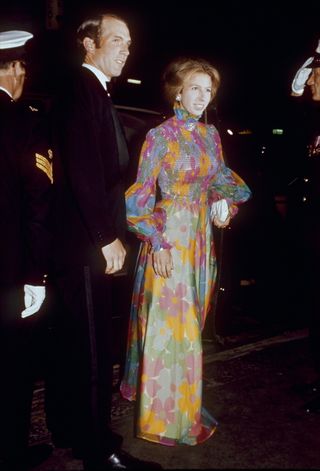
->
[180, 72, 212, 116]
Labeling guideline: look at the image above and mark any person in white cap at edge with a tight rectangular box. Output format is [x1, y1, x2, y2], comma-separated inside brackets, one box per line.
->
[290, 39, 320, 414]
[291, 38, 320, 97]
[0, 30, 54, 470]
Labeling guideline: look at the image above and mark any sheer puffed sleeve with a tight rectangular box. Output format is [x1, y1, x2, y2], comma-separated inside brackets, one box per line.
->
[125, 127, 172, 251]
[208, 125, 252, 217]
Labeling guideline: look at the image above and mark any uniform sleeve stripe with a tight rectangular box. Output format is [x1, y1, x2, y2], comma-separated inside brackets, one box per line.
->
[35, 156, 53, 183]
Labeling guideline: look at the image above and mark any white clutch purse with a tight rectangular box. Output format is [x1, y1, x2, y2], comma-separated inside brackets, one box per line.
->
[210, 198, 229, 222]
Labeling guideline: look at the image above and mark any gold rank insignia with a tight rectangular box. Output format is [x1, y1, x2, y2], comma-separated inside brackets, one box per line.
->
[35, 149, 53, 183]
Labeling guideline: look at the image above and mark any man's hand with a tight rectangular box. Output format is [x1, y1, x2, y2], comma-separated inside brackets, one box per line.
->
[152, 248, 173, 278]
[21, 285, 46, 318]
[101, 238, 126, 274]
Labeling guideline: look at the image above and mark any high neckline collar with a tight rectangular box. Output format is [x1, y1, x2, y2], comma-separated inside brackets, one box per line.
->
[173, 103, 201, 130]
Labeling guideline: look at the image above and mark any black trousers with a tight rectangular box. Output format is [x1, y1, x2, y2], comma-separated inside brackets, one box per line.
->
[303, 225, 320, 376]
[45, 264, 121, 459]
[0, 287, 50, 461]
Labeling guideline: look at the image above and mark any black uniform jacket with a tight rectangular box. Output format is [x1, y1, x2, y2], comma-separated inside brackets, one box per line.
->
[0, 90, 53, 290]
[52, 67, 129, 272]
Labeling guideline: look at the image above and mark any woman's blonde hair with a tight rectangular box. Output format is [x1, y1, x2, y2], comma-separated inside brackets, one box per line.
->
[162, 57, 220, 105]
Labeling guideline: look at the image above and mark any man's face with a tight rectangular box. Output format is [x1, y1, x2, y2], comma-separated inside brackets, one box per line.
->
[89, 17, 131, 79]
[307, 67, 320, 101]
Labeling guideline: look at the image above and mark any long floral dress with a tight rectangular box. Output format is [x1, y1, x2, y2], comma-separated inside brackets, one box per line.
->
[120, 105, 251, 446]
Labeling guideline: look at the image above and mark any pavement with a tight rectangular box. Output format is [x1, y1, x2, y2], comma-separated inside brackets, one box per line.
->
[29, 321, 320, 470]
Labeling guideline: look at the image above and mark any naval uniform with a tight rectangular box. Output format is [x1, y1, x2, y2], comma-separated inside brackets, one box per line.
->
[0, 89, 53, 461]
[302, 106, 320, 377]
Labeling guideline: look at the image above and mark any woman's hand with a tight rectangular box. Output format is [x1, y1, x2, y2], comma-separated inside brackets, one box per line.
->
[152, 248, 174, 278]
[213, 214, 231, 228]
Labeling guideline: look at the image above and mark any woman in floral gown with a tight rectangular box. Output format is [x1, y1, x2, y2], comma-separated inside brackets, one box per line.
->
[120, 58, 251, 446]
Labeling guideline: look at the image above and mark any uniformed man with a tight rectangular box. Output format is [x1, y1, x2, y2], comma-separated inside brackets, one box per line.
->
[291, 41, 320, 413]
[0, 30, 53, 470]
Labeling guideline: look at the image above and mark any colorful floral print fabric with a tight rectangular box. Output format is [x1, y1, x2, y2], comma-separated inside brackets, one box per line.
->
[120, 105, 251, 446]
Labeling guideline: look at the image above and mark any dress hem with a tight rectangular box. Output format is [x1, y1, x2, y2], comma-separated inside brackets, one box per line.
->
[136, 424, 218, 447]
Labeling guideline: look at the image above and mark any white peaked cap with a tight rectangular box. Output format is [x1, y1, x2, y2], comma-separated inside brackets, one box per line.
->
[0, 30, 33, 50]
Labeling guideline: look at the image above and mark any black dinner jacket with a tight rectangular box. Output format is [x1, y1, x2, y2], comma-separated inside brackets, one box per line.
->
[52, 66, 129, 270]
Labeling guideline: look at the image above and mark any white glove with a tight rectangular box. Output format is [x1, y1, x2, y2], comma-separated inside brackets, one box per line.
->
[210, 199, 229, 222]
[291, 57, 313, 96]
[21, 284, 46, 318]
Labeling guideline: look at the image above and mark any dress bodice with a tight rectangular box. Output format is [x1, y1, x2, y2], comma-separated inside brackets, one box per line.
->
[155, 108, 223, 201]
[125, 104, 251, 250]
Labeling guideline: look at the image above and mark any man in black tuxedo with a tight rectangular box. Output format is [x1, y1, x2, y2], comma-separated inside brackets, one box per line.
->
[47, 12, 161, 470]
[0, 30, 53, 470]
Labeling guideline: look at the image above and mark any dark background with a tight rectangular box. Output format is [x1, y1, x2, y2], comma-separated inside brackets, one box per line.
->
[2, 0, 320, 336]
[2, 0, 320, 121]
